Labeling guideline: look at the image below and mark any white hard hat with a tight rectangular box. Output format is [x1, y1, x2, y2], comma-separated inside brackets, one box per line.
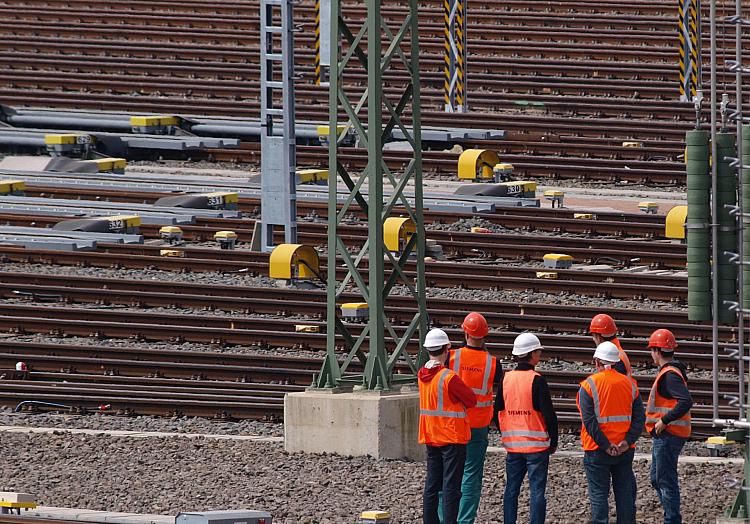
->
[15, 361, 27, 371]
[424, 328, 450, 350]
[594, 341, 620, 363]
[512, 332, 543, 356]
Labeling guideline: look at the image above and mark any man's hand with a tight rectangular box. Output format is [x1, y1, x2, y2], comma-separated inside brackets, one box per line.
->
[654, 419, 666, 435]
[606, 444, 620, 456]
[616, 440, 629, 454]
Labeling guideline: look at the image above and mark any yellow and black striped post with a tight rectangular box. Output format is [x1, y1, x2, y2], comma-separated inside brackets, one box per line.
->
[315, 0, 321, 85]
[678, 0, 688, 100]
[443, 0, 452, 109]
[678, 0, 701, 101]
[456, 0, 465, 110]
[688, 0, 701, 97]
[443, 0, 467, 112]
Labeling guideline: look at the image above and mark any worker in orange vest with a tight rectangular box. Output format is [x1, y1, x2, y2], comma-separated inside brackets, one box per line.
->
[419, 328, 477, 524]
[590, 313, 632, 376]
[497, 333, 558, 524]
[645, 329, 692, 524]
[577, 341, 645, 524]
[446, 312, 501, 524]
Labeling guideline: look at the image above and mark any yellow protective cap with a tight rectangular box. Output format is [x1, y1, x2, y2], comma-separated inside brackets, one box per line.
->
[44, 134, 79, 145]
[130, 115, 179, 126]
[361, 511, 391, 518]
[543, 190, 564, 197]
[341, 302, 369, 310]
[0, 180, 25, 193]
[543, 253, 573, 261]
[214, 231, 238, 240]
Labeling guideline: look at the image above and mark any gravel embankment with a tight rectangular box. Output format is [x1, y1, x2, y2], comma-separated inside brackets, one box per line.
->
[0, 263, 686, 314]
[1, 430, 736, 524]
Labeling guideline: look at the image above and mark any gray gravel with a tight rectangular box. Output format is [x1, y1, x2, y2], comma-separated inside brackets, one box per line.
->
[0, 409, 283, 437]
[0, 431, 736, 523]
[0, 263, 278, 287]
[8, 334, 328, 359]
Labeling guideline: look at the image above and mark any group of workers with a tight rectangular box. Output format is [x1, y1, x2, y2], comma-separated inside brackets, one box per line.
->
[418, 312, 693, 524]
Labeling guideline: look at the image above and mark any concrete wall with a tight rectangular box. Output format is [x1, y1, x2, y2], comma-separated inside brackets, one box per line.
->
[284, 389, 423, 460]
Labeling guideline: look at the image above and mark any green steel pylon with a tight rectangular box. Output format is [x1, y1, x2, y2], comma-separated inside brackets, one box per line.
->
[314, 0, 427, 390]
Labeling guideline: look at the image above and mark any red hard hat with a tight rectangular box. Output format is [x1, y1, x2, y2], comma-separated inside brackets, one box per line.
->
[589, 313, 618, 337]
[648, 329, 677, 350]
[462, 312, 489, 338]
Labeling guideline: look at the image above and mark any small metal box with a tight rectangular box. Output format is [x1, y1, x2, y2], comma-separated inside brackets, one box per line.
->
[175, 510, 272, 524]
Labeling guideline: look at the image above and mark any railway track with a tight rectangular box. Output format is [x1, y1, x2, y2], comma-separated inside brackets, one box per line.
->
[0, 343, 731, 431]
[0, 291, 730, 349]
[17, 180, 668, 238]
[0, 207, 687, 267]
[0, 0, 746, 183]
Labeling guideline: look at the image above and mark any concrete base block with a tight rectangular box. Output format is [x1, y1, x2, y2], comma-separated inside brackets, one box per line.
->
[717, 518, 750, 524]
[284, 388, 422, 460]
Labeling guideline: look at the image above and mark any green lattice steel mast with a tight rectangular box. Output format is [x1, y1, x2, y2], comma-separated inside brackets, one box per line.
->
[314, 0, 428, 390]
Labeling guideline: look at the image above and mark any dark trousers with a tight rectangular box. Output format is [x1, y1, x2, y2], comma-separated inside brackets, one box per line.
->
[583, 448, 636, 524]
[503, 450, 550, 524]
[650, 432, 686, 524]
[424, 443, 467, 524]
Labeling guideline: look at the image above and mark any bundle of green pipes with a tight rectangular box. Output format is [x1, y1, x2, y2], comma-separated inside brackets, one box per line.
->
[686, 129, 711, 321]
[686, 129, 740, 322]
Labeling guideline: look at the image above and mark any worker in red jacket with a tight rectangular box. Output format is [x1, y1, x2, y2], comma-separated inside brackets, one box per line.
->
[419, 328, 477, 524]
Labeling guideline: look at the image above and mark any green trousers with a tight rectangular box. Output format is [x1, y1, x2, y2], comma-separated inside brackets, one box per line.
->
[438, 426, 490, 524]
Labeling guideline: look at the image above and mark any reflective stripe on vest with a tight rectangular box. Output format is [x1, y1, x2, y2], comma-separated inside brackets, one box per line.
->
[419, 369, 467, 419]
[578, 369, 638, 452]
[452, 350, 493, 395]
[419, 367, 472, 446]
[585, 376, 636, 424]
[498, 369, 550, 453]
[645, 365, 692, 437]
[612, 338, 632, 376]
[450, 347, 497, 428]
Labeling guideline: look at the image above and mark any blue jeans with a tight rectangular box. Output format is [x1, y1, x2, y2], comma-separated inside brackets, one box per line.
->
[503, 450, 550, 524]
[424, 444, 467, 524]
[650, 432, 686, 524]
[583, 448, 636, 524]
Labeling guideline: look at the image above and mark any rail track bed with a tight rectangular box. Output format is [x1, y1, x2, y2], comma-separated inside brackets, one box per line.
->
[0, 340, 731, 431]
[0, 0, 747, 183]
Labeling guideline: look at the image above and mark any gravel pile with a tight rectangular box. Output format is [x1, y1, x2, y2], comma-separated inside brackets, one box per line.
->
[0, 409, 282, 437]
[427, 217, 633, 240]
[8, 334, 328, 359]
[0, 263, 278, 287]
[394, 284, 686, 312]
[0, 431, 735, 523]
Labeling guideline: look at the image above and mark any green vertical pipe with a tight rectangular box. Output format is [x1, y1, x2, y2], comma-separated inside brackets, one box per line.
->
[686, 129, 711, 321]
[742, 125, 750, 310]
[716, 132, 738, 323]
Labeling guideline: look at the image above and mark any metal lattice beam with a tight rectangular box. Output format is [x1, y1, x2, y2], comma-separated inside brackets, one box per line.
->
[315, 0, 427, 390]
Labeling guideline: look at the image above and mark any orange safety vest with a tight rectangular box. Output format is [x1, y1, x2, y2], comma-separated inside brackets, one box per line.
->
[450, 347, 497, 428]
[577, 368, 638, 452]
[498, 369, 550, 453]
[645, 365, 692, 438]
[612, 337, 632, 376]
[419, 368, 471, 446]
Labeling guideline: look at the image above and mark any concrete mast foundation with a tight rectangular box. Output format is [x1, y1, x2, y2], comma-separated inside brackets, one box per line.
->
[284, 388, 422, 460]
